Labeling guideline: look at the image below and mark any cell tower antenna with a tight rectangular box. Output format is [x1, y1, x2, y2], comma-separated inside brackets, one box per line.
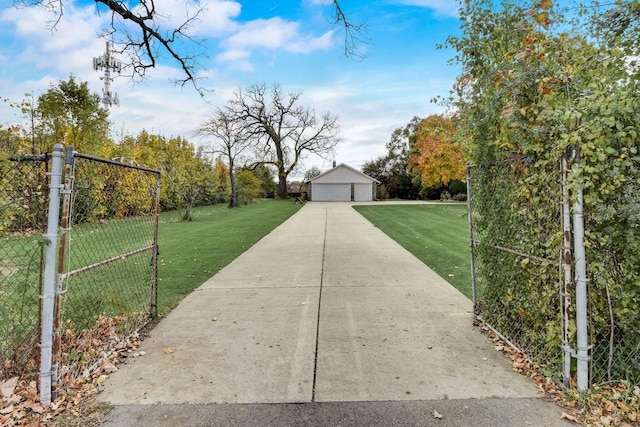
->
[93, 41, 122, 108]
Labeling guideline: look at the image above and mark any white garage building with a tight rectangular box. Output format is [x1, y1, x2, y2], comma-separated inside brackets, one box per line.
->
[308, 163, 379, 202]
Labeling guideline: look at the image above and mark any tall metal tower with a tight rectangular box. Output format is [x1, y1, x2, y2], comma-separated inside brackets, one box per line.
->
[93, 41, 122, 108]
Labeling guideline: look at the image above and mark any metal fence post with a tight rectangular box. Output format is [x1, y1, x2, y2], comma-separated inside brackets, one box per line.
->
[150, 170, 161, 318]
[571, 149, 590, 392]
[561, 155, 573, 387]
[466, 164, 479, 314]
[51, 146, 74, 400]
[39, 143, 64, 407]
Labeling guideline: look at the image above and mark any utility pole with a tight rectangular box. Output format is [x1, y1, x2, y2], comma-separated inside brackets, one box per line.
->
[93, 41, 122, 109]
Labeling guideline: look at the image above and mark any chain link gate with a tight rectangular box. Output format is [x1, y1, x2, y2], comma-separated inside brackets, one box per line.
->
[466, 155, 571, 385]
[13, 144, 162, 405]
[49, 147, 161, 397]
[468, 152, 640, 391]
[0, 153, 51, 381]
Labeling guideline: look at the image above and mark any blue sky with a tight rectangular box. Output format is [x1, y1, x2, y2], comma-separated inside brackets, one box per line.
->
[0, 0, 461, 177]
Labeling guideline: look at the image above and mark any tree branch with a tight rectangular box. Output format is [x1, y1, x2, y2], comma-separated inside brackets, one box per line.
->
[331, 0, 369, 58]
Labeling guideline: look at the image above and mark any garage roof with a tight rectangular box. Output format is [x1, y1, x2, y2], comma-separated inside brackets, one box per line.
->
[310, 163, 380, 184]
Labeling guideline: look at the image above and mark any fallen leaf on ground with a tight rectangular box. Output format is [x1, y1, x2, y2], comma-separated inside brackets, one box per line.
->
[0, 405, 14, 415]
[1, 377, 18, 398]
[164, 347, 176, 354]
[560, 412, 579, 423]
[600, 415, 613, 425]
[28, 403, 45, 414]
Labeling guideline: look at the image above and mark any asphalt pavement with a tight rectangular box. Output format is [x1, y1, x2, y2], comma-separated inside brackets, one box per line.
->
[98, 202, 571, 426]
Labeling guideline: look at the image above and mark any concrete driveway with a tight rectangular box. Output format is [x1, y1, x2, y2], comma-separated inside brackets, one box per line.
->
[99, 202, 569, 426]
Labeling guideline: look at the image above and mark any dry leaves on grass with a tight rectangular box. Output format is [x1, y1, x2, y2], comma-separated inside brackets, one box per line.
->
[1, 315, 145, 426]
[474, 319, 640, 427]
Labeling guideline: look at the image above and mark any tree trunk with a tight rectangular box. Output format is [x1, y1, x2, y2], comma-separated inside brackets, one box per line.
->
[277, 169, 288, 199]
[228, 158, 237, 208]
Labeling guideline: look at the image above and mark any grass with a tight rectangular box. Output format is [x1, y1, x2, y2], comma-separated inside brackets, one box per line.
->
[157, 199, 302, 314]
[353, 203, 472, 298]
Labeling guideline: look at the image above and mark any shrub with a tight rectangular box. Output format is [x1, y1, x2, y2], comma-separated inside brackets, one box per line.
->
[420, 185, 444, 200]
[376, 184, 389, 200]
[448, 179, 467, 196]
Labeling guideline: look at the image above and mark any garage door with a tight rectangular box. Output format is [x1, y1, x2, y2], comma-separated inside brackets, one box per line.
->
[353, 183, 372, 202]
[312, 184, 350, 201]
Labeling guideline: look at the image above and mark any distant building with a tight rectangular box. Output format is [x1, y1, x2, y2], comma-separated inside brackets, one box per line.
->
[307, 163, 379, 202]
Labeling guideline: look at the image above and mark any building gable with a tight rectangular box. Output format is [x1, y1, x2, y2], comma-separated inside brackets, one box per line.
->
[311, 163, 379, 184]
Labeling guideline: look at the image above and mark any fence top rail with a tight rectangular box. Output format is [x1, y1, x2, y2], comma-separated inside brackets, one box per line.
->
[72, 151, 161, 175]
[6, 154, 50, 162]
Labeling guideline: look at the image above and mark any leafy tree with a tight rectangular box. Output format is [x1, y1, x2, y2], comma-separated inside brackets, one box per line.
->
[409, 114, 464, 189]
[197, 108, 252, 208]
[249, 164, 277, 198]
[212, 156, 231, 202]
[303, 166, 322, 183]
[236, 170, 262, 205]
[35, 76, 109, 154]
[115, 131, 221, 219]
[228, 83, 340, 199]
[363, 117, 421, 199]
[0, 125, 27, 155]
[0, 97, 39, 155]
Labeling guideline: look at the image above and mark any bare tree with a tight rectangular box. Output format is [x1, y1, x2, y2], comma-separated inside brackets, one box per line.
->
[13, 1, 367, 90]
[228, 83, 340, 199]
[197, 108, 251, 208]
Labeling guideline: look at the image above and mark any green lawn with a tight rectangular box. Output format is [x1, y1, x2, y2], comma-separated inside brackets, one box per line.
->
[157, 200, 302, 314]
[353, 203, 472, 298]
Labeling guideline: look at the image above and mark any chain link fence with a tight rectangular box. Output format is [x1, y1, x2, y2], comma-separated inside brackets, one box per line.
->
[586, 163, 640, 385]
[1, 145, 160, 405]
[469, 155, 640, 387]
[468, 156, 565, 380]
[0, 155, 50, 379]
[55, 151, 160, 382]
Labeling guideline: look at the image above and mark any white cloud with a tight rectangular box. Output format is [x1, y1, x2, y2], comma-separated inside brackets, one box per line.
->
[3, 3, 103, 51]
[222, 17, 334, 55]
[132, 0, 241, 38]
[1, 2, 108, 77]
[194, 0, 242, 36]
[216, 49, 250, 62]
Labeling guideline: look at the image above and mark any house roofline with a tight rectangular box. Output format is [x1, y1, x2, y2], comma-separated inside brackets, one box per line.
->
[309, 163, 380, 184]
